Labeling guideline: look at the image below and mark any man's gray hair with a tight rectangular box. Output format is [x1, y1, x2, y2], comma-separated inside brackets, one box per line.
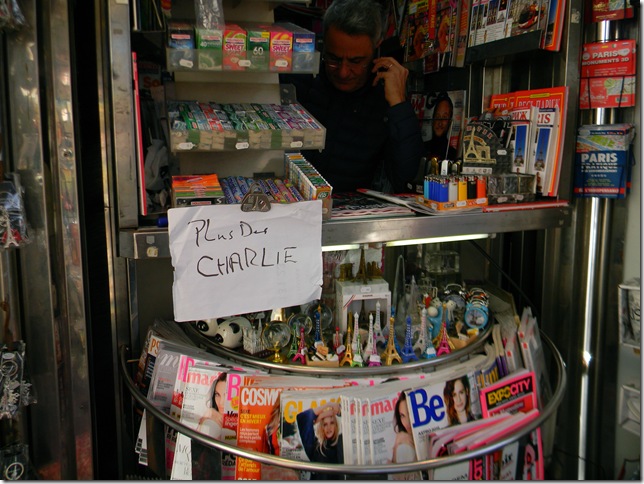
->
[323, 0, 384, 48]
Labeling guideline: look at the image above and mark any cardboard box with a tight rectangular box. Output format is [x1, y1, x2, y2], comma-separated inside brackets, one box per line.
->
[581, 40, 636, 78]
[334, 279, 391, 333]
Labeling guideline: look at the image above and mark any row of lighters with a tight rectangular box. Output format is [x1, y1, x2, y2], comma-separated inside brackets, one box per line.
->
[423, 175, 488, 203]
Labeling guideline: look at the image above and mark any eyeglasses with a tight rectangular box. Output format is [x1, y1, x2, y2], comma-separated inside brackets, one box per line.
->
[322, 54, 371, 71]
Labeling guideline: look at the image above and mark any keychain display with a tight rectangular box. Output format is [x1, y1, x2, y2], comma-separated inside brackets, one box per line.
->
[0, 0, 26, 32]
[0, 341, 36, 420]
[0, 174, 31, 249]
[0, 444, 29, 480]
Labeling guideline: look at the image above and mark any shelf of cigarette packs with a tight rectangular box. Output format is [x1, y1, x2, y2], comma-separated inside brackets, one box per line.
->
[167, 100, 326, 152]
[118, 331, 566, 476]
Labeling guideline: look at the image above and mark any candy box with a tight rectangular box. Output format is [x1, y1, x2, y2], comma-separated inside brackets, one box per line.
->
[223, 23, 247, 70]
[195, 28, 223, 71]
[276, 22, 316, 72]
[167, 20, 195, 69]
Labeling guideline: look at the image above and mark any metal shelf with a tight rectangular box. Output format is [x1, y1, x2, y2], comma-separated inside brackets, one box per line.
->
[118, 206, 572, 259]
[182, 319, 493, 375]
[118, 331, 566, 475]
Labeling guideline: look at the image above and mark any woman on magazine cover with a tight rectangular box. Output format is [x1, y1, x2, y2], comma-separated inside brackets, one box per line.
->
[296, 401, 344, 480]
[444, 376, 475, 425]
[193, 372, 228, 479]
[197, 372, 227, 438]
[391, 392, 420, 480]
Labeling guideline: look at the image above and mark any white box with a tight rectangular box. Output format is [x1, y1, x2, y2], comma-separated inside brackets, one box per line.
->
[334, 279, 391, 333]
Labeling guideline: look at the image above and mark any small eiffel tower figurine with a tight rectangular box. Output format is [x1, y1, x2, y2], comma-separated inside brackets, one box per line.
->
[351, 311, 360, 352]
[364, 313, 374, 356]
[400, 316, 418, 363]
[286, 327, 299, 359]
[365, 313, 380, 366]
[313, 304, 323, 343]
[373, 301, 386, 347]
[353, 245, 369, 284]
[339, 319, 354, 367]
[367, 323, 382, 367]
[381, 315, 402, 365]
[292, 327, 308, 364]
[415, 308, 436, 359]
[435, 304, 454, 356]
[332, 326, 342, 353]
[352, 330, 364, 367]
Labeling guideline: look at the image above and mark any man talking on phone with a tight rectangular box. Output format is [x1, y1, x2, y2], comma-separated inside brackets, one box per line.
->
[285, 0, 424, 193]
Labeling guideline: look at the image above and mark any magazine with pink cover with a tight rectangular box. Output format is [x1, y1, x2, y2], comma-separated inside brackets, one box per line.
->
[479, 368, 537, 418]
[518, 309, 553, 409]
[170, 364, 227, 480]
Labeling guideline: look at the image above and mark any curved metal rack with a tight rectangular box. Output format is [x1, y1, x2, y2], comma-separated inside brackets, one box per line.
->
[119, 331, 566, 475]
[182, 320, 494, 375]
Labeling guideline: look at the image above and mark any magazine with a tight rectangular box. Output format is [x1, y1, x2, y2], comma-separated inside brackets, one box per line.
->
[235, 376, 348, 480]
[517, 308, 553, 409]
[330, 192, 415, 220]
[405, 347, 499, 461]
[338, 378, 429, 479]
[139, 341, 213, 476]
[170, 364, 227, 480]
[479, 368, 538, 418]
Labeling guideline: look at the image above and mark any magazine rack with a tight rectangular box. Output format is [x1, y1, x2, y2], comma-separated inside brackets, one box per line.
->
[181, 319, 494, 375]
[119, 331, 566, 476]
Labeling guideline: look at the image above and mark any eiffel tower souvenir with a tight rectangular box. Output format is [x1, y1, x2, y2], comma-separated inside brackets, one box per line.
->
[435, 304, 455, 356]
[352, 329, 364, 367]
[286, 327, 299, 359]
[332, 326, 342, 353]
[400, 316, 418, 363]
[366, 313, 381, 366]
[353, 245, 369, 284]
[381, 315, 402, 365]
[291, 327, 308, 364]
[339, 320, 354, 367]
[373, 301, 386, 347]
[414, 308, 436, 359]
[351, 311, 360, 352]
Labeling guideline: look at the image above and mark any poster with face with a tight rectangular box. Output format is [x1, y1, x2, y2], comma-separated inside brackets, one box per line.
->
[420, 90, 467, 161]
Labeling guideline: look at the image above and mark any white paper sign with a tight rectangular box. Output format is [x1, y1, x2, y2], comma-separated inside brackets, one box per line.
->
[168, 201, 323, 321]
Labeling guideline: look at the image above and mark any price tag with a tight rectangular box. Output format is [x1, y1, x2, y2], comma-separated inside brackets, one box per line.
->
[177, 142, 196, 150]
[290, 141, 303, 148]
[236, 141, 249, 150]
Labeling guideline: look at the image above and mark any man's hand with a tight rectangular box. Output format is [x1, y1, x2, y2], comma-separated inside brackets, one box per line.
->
[372, 56, 409, 107]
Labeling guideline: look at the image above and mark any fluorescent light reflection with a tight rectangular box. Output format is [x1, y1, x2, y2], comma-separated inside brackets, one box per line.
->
[384, 233, 490, 247]
[321, 244, 362, 252]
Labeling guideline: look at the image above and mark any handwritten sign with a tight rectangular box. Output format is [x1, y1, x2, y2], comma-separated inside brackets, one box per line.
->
[168, 201, 323, 321]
